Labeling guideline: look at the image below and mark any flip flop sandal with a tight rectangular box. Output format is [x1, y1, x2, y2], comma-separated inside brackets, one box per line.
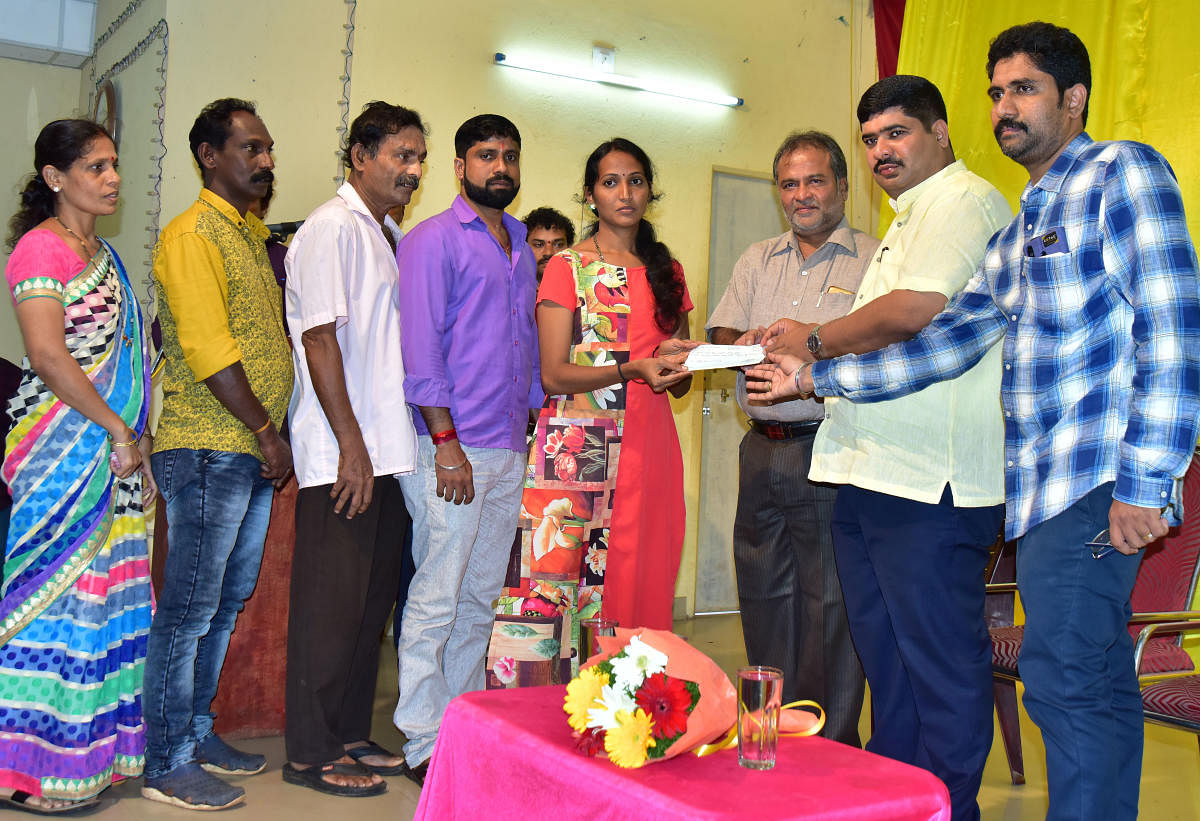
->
[281, 762, 387, 797]
[0, 792, 104, 816]
[345, 741, 407, 776]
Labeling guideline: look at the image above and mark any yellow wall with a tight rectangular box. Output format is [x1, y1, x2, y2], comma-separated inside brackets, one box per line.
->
[68, 0, 878, 613]
[4, 0, 877, 611]
[0, 57, 84, 363]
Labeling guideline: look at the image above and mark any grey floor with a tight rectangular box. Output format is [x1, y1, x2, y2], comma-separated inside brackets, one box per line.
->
[106, 614, 1199, 819]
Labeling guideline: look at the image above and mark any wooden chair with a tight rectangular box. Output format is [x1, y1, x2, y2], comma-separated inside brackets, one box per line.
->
[986, 457, 1200, 785]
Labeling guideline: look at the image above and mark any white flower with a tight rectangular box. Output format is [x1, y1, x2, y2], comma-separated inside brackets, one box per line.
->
[608, 636, 668, 692]
[585, 541, 607, 575]
[589, 349, 621, 409]
[586, 681, 638, 730]
[531, 497, 578, 561]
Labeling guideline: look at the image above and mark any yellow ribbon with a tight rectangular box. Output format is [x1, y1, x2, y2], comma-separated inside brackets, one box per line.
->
[693, 699, 826, 758]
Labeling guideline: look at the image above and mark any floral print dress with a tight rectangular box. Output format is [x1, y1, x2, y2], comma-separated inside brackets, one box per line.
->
[495, 250, 690, 678]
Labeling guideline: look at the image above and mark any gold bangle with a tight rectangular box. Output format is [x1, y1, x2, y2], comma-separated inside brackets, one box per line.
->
[111, 440, 139, 448]
[250, 419, 272, 435]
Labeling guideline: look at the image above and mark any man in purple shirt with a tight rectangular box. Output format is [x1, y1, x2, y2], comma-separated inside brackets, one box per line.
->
[393, 114, 541, 784]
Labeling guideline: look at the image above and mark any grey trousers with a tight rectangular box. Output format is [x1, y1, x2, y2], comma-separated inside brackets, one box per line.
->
[732, 428, 865, 746]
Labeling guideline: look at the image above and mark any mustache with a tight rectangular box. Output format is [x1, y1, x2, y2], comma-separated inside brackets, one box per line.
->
[250, 170, 275, 184]
[994, 118, 1027, 139]
[487, 174, 515, 186]
[873, 158, 903, 173]
[396, 174, 420, 190]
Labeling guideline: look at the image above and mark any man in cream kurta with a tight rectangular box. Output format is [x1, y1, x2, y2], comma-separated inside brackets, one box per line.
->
[762, 76, 1010, 821]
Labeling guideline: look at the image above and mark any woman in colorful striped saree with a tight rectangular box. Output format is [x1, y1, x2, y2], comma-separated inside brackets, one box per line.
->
[0, 119, 154, 814]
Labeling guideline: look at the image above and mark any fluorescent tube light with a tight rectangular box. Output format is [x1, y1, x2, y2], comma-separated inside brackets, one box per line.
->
[494, 52, 744, 108]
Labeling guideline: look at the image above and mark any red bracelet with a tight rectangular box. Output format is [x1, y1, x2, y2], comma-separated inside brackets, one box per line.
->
[431, 427, 458, 445]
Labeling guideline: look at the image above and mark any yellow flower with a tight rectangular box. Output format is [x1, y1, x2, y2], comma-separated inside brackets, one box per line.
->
[564, 668, 610, 732]
[604, 709, 655, 768]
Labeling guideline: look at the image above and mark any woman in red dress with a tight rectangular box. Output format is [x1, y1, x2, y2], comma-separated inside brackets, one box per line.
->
[500, 138, 696, 671]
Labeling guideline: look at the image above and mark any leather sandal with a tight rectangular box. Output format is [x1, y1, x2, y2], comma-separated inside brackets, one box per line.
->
[281, 761, 386, 797]
[345, 741, 407, 776]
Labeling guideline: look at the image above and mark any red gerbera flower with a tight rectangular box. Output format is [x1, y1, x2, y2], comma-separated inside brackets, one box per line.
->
[574, 726, 605, 757]
[634, 673, 692, 739]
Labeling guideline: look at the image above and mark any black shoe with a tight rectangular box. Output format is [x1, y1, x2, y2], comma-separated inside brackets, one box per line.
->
[403, 760, 429, 788]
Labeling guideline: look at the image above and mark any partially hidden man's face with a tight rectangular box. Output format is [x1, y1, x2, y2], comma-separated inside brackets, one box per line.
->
[775, 146, 847, 242]
[527, 227, 569, 275]
[859, 106, 949, 199]
[456, 137, 521, 210]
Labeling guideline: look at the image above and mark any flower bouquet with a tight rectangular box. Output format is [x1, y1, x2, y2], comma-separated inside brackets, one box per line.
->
[563, 627, 824, 768]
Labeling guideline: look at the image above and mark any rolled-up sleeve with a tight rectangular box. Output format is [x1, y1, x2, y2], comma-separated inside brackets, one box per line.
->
[285, 218, 348, 334]
[396, 222, 452, 408]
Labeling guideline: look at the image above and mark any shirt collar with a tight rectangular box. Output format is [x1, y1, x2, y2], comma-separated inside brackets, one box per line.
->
[383, 212, 403, 242]
[889, 159, 967, 216]
[450, 193, 528, 245]
[338, 181, 377, 221]
[198, 188, 268, 240]
[1023, 131, 1093, 199]
[768, 217, 857, 260]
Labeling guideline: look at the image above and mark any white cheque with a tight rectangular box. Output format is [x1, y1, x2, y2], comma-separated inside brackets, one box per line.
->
[683, 344, 766, 371]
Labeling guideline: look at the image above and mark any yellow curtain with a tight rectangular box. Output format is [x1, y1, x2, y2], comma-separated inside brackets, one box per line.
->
[895, 0, 1200, 657]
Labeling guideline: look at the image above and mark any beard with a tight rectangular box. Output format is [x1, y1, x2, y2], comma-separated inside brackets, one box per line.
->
[463, 174, 518, 209]
[993, 117, 1058, 166]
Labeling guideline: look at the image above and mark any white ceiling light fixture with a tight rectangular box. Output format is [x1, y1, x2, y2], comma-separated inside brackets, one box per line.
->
[493, 51, 744, 108]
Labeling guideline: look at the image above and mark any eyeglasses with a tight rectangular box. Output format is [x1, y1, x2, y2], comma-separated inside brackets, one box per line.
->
[1085, 529, 1114, 560]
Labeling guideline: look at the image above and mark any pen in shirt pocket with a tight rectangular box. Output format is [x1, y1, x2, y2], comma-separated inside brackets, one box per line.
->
[816, 284, 854, 308]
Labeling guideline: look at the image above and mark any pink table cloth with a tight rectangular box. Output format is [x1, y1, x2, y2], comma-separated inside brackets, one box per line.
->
[415, 686, 950, 821]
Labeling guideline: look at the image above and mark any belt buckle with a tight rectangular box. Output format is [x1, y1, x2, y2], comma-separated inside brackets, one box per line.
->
[765, 423, 785, 440]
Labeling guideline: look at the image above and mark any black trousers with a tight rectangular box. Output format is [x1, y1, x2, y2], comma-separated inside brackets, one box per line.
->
[285, 476, 411, 763]
[732, 429, 865, 746]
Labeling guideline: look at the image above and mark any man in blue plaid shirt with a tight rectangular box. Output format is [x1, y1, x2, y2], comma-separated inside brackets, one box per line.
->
[754, 22, 1200, 821]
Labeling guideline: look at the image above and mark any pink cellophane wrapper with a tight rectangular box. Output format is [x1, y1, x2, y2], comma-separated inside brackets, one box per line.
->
[583, 627, 821, 762]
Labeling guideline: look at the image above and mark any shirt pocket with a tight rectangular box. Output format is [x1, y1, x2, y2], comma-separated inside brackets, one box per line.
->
[819, 291, 856, 315]
[1023, 250, 1120, 333]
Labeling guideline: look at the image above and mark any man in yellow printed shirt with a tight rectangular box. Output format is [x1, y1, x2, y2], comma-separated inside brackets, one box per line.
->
[141, 98, 293, 812]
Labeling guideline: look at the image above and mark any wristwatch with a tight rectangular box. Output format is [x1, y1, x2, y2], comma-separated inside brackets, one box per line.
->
[806, 325, 824, 359]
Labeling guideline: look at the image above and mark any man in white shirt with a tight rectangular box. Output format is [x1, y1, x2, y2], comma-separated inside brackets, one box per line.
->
[281, 102, 426, 798]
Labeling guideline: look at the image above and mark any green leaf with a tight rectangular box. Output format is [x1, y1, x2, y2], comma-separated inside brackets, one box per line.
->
[531, 638, 561, 658]
[500, 624, 538, 638]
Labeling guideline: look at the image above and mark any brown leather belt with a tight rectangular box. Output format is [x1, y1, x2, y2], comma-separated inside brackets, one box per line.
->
[749, 419, 822, 440]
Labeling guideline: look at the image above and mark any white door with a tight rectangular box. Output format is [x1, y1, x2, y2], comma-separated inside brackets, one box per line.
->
[694, 170, 787, 613]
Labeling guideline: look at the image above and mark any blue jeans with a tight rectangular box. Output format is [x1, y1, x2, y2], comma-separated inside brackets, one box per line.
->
[1017, 482, 1143, 821]
[394, 439, 525, 766]
[143, 449, 274, 778]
